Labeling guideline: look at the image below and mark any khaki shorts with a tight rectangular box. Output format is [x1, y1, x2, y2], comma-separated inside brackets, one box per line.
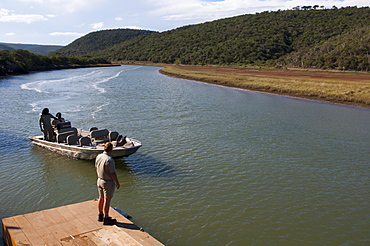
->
[97, 178, 115, 199]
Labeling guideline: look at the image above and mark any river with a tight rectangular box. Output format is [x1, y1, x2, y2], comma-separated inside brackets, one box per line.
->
[0, 65, 369, 245]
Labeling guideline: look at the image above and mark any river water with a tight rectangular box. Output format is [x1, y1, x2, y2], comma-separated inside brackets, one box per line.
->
[0, 65, 369, 245]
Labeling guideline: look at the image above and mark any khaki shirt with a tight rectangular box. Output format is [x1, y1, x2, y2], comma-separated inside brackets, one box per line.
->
[95, 152, 116, 180]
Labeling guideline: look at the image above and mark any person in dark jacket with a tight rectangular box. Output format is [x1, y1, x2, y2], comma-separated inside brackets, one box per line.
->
[39, 108, 56, 141]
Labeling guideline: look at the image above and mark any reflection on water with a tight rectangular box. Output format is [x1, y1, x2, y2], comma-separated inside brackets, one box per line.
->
[0, 65, 369, 245]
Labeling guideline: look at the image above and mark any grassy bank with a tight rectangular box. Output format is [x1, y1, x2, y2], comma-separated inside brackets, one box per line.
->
[160, 65, 370, 108]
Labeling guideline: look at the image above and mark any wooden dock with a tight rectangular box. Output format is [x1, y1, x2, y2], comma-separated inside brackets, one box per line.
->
[2, 200, 164, 246]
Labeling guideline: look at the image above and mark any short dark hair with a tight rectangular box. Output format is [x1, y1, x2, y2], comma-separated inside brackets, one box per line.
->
[104, 142, 113, 152]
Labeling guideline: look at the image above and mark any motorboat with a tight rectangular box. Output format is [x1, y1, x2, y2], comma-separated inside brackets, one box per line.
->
[29, 122, 141, 160]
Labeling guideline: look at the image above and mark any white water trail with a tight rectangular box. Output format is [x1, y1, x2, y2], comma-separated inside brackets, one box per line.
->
[92, 70, 124, 93]
[91, 102, 110, 119]
[20, 71, 98, 93]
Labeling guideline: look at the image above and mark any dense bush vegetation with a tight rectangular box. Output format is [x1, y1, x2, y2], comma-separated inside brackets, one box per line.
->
[279, 26, 370, 70]
[57, 6, 370, 71]
[0, 49, 109, 76]
[55, 29, 155, 56]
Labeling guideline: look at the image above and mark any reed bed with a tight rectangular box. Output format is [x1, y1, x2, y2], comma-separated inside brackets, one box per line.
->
[160, 65, 370, 108]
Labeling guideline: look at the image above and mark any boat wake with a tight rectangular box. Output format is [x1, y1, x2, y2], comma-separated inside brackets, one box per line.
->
[20, 70, 98, 93]
[21, 67, 128, 116]
[92, 70, 124, 93]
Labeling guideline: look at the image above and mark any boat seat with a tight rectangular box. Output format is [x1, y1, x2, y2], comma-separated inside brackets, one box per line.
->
[109, 131, 119, 142]
[79, 136, 92, 147]
[58, 126, 78, 134]
[57, 129, 78, 143]
[89, 127, 98, 132]
[90, 129, 110, 144]
[67, 135, 79, 145]
[57, 122, 72, 132]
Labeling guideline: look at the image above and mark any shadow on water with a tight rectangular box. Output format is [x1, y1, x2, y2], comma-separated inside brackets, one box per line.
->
[0, 130, 31, 155]
[29, 143, 178, 179]
[116, 153, 179, 178]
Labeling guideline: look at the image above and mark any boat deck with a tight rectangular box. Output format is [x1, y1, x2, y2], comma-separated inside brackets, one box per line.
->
[2, 200, 164, 246]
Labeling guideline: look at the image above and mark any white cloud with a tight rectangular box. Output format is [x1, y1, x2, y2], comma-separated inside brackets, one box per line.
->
[16, 0, 101, 14]
[91, 22, 104, 29]
[151, 0, 272, 21]
[49, 32, 84, 36]
[0, 8, 48, 23]
[148, 0, 369, 22]
[115, 17, 123, 21]
[5, 32, 16, 36]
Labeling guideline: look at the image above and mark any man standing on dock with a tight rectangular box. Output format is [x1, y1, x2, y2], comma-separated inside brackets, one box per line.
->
[95, 142, 120, 225]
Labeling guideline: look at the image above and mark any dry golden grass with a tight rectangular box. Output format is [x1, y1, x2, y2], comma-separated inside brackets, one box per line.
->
[160, 65, 370, 108]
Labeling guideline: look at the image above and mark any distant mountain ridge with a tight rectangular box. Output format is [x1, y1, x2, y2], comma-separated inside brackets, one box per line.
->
[56, 7, 370, 71]
[0, 43, 15, 52]
[0, 42, 63, 55]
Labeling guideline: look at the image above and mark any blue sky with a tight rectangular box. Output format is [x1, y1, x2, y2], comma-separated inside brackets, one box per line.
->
[0, 0, 369, 45]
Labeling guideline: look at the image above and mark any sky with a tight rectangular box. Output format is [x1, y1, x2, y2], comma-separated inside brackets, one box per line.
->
[0, 0, 369, 46]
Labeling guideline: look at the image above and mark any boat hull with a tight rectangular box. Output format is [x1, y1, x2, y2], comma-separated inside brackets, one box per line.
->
[29, 135, 141, 160]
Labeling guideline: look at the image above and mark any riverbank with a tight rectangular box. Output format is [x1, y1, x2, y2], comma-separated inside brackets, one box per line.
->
[158, 65, 370, 109]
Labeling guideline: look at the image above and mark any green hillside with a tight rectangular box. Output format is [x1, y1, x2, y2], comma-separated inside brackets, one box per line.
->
[58, 6, 370, 71]
[0, 49, 110, 76]
[55, 29, 155, 56]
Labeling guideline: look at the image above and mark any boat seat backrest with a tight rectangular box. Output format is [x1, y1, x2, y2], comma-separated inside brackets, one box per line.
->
[109, 131, 119, 142]
[67, 135, 79, 145]
[58, 126, 78, 134]
[90, 129, 109, 143]
[57, 122, 72, 132]
[79, 136, 92, 147]
[89, 127, 98, 132]
[57, 129, 77, 143]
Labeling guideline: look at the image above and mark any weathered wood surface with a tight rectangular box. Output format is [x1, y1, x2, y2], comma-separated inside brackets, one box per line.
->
[2, 200, 164, 246]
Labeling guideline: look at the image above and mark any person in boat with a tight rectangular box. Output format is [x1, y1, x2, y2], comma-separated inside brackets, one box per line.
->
[95, 142, 120, 225]
[115, 135, 127, 146]
[115, 135, 134, 147]
[39, 108, 56, 141]
[56, 112, 65, 123]
[52, 112, 65, 130]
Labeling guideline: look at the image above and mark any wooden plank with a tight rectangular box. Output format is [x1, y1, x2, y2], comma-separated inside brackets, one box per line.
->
[102, 226, 143, 246]
[47, 208, 69, 224]
[65, 201, 102, 232]
[13, 214, 46, 245]
[36, 209, 58, 228]
[56, 204, 79, 221]
[93, 227, 140, 245]
[2, 200, 164, 246]
[69, 233, 98, 246]
[2, 217, 31, 245]
[75, 214, 100, 232]
[61, 230, 99, 246]
[59, 236, 81, 246]
[109, 209, 164, 246]
[23, 211, 59, 243]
